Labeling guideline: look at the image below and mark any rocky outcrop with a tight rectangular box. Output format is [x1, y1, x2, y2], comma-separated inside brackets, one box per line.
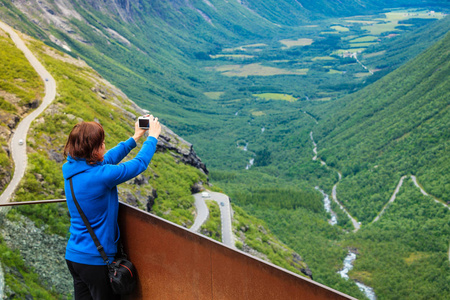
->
[128, 98, 208, 175]
[156, 127, 208, 175]
[292, 253, 313, 279]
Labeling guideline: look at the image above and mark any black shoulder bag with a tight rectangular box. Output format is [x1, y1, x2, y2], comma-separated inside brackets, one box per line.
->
[69, 178, 137, 295]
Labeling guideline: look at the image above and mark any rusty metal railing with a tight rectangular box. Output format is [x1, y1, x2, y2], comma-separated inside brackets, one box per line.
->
[0, 200, 356, 299]
[0, 199, 66, 206]
[118, 202, 356, 300]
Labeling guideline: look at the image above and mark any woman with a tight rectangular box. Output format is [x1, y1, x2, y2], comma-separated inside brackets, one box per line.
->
[62, 115, 161, 299]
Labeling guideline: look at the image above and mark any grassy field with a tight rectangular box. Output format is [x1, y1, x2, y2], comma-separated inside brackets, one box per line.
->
[354, 72, 372, 78]
[320, 31, 340, 35]
[362, 22, 401, 35]
[211, 63, 308, 77]
[349, 36, 378, 42]
[344, 20, 376, 25]
[350, 42, 378, 48]
[279, 38, 314, 49]
[328, 69, 343, 74]
[210, 54, 255, 60]
[361, 10, 445, 35]
[253, 93, 298, 102]
[223, 43, 267, 52]
[330, 25, 350, 32]
[251, 110, 265, 116]
[204, 92, 224, 99]
[332, 48, 367, 55]
[363, 50, 386, 58]
[311, 56, 336, 61]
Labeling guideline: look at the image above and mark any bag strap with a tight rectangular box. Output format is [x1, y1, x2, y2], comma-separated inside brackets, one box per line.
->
[69, 177, 110, 265]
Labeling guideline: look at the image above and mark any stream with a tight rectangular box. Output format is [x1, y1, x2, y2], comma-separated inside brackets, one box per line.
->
[315, 187, 337, 225]
[245, 158, 254, 169]
[339, 251, 377, 300]
[309, 130, 374, 298]
[310, 131, 360, 231]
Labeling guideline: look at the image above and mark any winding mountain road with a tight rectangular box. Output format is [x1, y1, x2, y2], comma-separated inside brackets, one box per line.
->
[190, 193, 209, 232]
[411, 175, 449, 210]
[373, 175, 449, 224]
[331, 173, 361, 232]
[191, 191, 235, 248]
[0, 20, 56, 204]
[372, 176, 408, 223]
[372, 175, 449, 262]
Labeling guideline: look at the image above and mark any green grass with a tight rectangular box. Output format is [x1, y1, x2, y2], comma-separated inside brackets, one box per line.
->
[349, 42, 377, 48]
[200, 200, 222, 242]
[0, 32, 43, 104]
[349, 36, 378, 43]
[211, 63, 309, 77]
[210, 54, 255, 60]
[0, 30, 44, 195]
[362, 22, 400, 35]
[330, 25, 349, 32]
[328, 69, 343, 74]
[204, 92, 224, 99]
[279, 38, 314, 49]
[312, 56, 336, 61]
[252, 93, 298, 102]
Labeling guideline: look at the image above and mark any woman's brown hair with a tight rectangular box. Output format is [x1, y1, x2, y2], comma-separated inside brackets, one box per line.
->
[64, 122, 105, 164]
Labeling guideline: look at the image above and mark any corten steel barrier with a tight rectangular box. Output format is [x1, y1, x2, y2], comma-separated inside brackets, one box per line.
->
[118, 202, 357, 300]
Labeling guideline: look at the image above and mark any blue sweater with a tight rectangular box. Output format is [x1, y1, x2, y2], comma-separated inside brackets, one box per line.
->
[63, 136, 157, 265]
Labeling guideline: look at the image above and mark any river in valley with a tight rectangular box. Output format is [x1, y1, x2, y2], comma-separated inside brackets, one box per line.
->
[339, 251, 376, 300]
[315, 187, 337, 225]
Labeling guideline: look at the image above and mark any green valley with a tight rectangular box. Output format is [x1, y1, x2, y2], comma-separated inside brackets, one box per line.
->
[0, 0, 449, 299]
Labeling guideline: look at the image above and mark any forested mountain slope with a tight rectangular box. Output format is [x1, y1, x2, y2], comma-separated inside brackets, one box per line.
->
[3, 0, 446, 127]
[0, 18, 313, 298]
[0, 0, 280, 124]
[312, 31, 449, 222]
[362, 16, 450, 84]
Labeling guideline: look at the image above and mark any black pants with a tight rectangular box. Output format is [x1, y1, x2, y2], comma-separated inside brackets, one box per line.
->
[66, 260, 121, 300]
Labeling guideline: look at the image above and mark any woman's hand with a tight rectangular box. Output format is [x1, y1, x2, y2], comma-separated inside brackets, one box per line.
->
[148, 115, 161, 139]
[132, 114, 161, 142]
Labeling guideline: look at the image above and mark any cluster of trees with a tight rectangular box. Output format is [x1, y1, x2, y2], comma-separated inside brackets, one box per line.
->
[345, 180, 450, 299]
[312, 31, 450, 222]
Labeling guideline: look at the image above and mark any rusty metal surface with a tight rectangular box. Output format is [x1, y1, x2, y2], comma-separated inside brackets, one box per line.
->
[0, 199, 66, 206]
[119, 203, 357, 300]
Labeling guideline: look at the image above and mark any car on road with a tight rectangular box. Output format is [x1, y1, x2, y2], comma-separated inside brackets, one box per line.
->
[201, 192, 209, 198]
[18, 139, 24, 145]
[45, 78, 49, 81]
[220, 202, 225, 207]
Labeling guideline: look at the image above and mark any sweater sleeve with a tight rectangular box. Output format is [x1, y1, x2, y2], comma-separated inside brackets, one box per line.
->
[103, 136, 158, 188]
[103, 138, 137, 165]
